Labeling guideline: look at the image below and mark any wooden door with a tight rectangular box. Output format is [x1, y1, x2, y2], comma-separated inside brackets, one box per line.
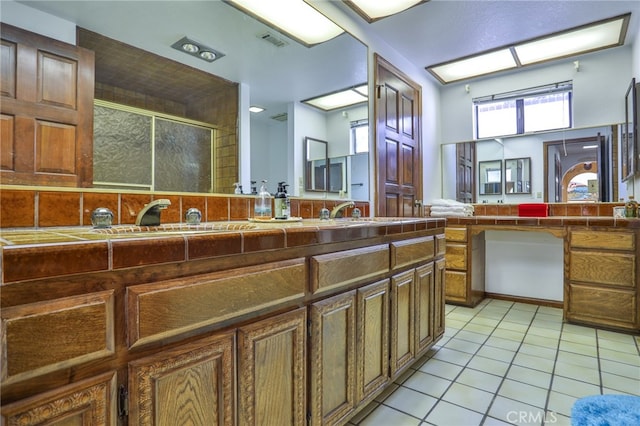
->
[434, 258, 446, 338]
[414, 263, 434, 355]
[389, 270, 415, 378]
[456, 142, 475, 203]
[309, 291, 357, 426]
[128, 331, 235, 426]
[374, 54, 422, 217]
[1, 371, 117, 425]
[238, 308, 306, 426]
[356, 279, 390, 404]
[0, 24, 94, 187]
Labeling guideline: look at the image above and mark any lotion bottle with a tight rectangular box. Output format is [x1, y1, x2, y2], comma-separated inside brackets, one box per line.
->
[274, 181, 288, 219]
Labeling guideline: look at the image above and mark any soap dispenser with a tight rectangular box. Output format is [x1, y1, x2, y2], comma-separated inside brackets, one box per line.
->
[234, 182, 243, 194]
[274, 181, 288, 220]
[254, 180, 272, 220]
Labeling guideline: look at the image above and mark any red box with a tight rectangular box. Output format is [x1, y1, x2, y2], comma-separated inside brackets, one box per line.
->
[518, 203, 548, 217]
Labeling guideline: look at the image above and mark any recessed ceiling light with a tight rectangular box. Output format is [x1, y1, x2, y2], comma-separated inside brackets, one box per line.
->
[427, 13, 630, 84]
[181, 42, 199, 53]
[302, 84, 368, 111]
[343, 0, 427, 23]
[249, 106, 265, 113]
[199, 51, 217, 61]
[224, 0, 344, 47]
[171, 36, 225, 63]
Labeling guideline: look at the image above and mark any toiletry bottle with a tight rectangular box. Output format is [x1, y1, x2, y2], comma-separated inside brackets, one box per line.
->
[625, 196, 638, 218]
[275, 182, 288, 219]
[254, 180, 272, 220]
[234, 182, 242, 194]
[283, 183, 291, 218]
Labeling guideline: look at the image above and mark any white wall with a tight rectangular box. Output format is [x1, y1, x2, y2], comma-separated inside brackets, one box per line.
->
[440, 46, 632, 145]
[630, 21, 640, 198]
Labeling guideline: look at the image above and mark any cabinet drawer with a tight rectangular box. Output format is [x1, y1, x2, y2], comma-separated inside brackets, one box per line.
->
[445, 244, 467, 270]
[435, 234, 446, 257]
[310, 244, 389, 294]
[571, 230, 635, 251]
[391, 236, 435, 270]
[127, 259, 305, 348]
[445, 271, 467, 299]
[570, 251, 635, 287]
[568, 284, 637, 328]
[1, 291, 115, 385]
[445, 227, 467, 242]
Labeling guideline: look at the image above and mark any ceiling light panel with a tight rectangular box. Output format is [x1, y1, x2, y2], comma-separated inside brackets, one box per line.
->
[303, 85, 368, 111]
[225, 0, 344, 47]
[343, 0, 427, 22]
[428, 49, 517, 84]
[514, 18, 626, 65]
[426, 13, 629, 84]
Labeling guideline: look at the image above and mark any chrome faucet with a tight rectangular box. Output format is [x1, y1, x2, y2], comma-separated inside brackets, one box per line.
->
[330, 201, 355, 219]
[135, 199, 171, 226]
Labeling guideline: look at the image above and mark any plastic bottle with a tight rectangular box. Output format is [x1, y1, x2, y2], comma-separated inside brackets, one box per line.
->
[625, 196, 638, 218]
[254, 180, 272, 220]
[233, 182, 242, 194]
[274, 182, 288, 220]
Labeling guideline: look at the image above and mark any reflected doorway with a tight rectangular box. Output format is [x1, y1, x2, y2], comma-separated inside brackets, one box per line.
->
[543, 134, 609, 202]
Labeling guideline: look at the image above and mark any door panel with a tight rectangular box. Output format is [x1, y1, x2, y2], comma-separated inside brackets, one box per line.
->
[375, 55, 422, 217]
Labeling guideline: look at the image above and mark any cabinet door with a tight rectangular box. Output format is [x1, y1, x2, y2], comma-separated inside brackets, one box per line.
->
[356, 279, 390, 403]
[238, 308, 306, 426]
[309, 291, 357, 426]
[128, 331, 235, 426]
[414, 263, 434, 355]
[390, 270, 415, 378]
[434, 258, 446, 338]
[1, 371, 117, 425]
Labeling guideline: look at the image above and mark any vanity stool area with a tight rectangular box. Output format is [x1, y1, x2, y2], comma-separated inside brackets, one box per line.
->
[443, 215, 640, 334]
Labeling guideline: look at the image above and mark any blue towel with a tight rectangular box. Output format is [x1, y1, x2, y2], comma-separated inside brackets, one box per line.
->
[572, 395, 640, 426]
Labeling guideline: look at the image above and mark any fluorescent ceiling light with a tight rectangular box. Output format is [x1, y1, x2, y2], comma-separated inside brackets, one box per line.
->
[249, 106, 265, 113]
[514, 18, 626, 65]
[302, 84, 368, 111]
[427, 13, 629, 84]
[225, 0, 344, 47]
[343, 0, 427, 22]
[582, 145, 599, 149]
[429, 49, 517, 84]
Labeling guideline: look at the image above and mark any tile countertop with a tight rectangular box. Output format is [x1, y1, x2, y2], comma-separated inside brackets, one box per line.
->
[0, 218, 446, 284]
[445, 215, 640, 228]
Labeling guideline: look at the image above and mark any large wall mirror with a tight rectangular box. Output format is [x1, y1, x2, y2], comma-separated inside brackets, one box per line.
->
[19, 1, 368, 198]
[442, 124, 622, 203]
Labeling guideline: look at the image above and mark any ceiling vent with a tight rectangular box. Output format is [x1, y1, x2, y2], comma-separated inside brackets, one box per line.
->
[271, 113, 288, 122]
[258, 32, 288, 48]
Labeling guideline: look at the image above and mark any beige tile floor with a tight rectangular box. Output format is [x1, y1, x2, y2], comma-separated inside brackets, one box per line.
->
[349, 298, 640, 426]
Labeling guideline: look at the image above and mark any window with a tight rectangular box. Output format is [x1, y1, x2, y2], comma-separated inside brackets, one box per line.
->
[474, 82, 572, 139]
[350, 119, 369, 154]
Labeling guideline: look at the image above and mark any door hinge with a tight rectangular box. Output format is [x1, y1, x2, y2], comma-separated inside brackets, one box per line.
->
[307, 411, 312, 426]
[376, 84, 384, 99]
[118, 384, 129, 418]
[307, 319, 312, 338]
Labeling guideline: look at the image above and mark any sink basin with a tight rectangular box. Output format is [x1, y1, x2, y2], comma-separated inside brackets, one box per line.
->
[90, 222, 257, 236]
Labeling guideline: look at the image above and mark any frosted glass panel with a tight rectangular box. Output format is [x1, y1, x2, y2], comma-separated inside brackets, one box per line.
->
[154, 118, 212, 193]
[93, 105, 152, 186]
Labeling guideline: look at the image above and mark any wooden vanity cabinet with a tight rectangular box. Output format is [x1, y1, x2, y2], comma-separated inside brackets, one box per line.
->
[566, 228, 639, 331]
[444, 227, 484, 307]
[1, 371, 117, 425]
[309, 280, 390, 426]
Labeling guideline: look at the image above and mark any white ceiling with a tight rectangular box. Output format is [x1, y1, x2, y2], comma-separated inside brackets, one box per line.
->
[14, 0, 640, 118]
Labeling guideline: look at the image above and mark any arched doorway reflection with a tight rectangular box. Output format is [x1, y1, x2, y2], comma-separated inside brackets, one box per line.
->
[563, 162, 598, 202]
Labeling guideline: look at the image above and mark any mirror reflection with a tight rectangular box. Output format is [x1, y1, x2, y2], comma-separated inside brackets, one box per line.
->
[442, 124, 621, 203]
[305, 137, 328, 192]
[479, 160, 502, 195]
[505, 158, 531, 195]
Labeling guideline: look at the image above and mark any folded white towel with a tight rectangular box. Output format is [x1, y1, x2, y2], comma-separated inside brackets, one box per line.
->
[430, 198, 466, 207]
[430, 210, 473, 217]
[430, 205, 474, 213]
